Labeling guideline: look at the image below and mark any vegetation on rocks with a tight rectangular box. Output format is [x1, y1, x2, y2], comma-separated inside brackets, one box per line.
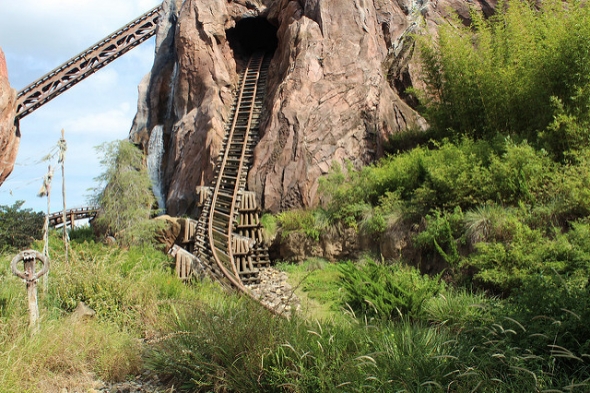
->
[91, 140, 164, 247]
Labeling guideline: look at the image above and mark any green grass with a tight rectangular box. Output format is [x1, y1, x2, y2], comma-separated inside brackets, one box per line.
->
[0, 231, 199, 392]
[277, 258, 344, 321]
[2, 231, 589, 392]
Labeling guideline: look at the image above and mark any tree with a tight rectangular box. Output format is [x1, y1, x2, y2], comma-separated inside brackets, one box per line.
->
[91, 140, 163, 247]
[0, 201, 44, 251]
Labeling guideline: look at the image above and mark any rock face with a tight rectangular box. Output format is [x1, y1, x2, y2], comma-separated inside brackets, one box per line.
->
[0, 48, 19, 187]
[131, 0, 496, 216]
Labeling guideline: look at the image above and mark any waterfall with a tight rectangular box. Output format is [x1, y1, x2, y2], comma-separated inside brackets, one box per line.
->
[166, 62, 179, 119]
[147, 125, 165, 212]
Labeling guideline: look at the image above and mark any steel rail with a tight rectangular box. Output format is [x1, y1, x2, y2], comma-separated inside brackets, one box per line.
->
[16, 5, 162, 120]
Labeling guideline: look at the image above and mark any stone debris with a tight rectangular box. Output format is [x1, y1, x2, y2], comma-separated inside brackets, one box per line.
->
[94, 371, 169, 393]
[248, 267, 300, 315]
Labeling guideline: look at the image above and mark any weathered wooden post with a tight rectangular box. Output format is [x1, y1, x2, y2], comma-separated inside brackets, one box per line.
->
[11, 250, 49, 332]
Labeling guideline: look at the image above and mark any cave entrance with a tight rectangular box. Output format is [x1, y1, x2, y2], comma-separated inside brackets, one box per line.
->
[226, 17, 278, 62]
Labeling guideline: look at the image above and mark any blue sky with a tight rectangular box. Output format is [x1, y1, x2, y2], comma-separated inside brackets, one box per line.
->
[0, 0, 161, 213]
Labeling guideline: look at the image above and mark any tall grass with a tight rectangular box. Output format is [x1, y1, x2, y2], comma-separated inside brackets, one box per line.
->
[146, 282, 590, 392]
[0, 230, 199, 392]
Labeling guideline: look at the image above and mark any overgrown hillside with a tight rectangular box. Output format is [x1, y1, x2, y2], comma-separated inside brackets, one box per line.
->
[2, 0, 590, 392]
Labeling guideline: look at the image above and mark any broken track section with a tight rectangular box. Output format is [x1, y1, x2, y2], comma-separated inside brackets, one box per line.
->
[195, 52, 271, 287]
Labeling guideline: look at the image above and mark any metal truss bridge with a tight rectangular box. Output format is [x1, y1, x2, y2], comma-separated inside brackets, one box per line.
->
[15, 5, 162, 120]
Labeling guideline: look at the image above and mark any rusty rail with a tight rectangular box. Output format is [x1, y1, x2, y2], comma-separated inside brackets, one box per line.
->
[194, 52, 272, 298]
[16, 5, 162, 120]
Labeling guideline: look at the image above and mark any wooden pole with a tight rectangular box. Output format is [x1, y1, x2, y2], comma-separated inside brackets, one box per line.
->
[59, 129, 69, 264]
[11, 251, 49, 334]
[24, 258, 39, 332]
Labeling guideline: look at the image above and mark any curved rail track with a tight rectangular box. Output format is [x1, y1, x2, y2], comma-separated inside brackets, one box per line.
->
[195, 52, 271, 291]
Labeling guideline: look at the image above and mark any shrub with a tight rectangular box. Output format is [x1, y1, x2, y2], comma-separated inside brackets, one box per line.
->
[0, 201, 44, 251]
[338, 259, 445, 320]
[414, 207, 465, 267]
[68, 225, 95, 244]
[276, 208, 332, 241]
[416, 0, 590, 157]
[91, 140, 163, 247]
[259, 213, 277, 243]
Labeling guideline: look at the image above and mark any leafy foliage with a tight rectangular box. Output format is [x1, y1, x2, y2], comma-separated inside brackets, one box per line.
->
[416, 0, 590, 158]
[0, 201, 44, 251]
[91, 140, 163, 247]
[277, 208, 332, 241]
[339, 259, 445, 320]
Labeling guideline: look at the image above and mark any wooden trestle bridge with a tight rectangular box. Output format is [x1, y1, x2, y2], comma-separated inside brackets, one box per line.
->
[48, 206, 98, 228]
[23, 4, 273, 295]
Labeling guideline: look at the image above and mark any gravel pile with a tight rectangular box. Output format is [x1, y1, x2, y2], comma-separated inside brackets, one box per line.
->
[248, 267, 301, 315]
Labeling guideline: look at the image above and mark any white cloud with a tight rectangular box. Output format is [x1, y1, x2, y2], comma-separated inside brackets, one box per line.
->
[1, 1, 161, 63]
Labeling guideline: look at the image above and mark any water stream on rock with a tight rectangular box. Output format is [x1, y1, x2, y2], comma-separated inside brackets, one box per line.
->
[147, 125, 165, 212]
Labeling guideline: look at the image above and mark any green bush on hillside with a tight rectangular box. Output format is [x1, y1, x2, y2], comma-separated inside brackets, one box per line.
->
[339, 259, 445, 320]
[416, 0, 590, 158]
[91, 140, 163, 247]
[321, 138, 584, 222]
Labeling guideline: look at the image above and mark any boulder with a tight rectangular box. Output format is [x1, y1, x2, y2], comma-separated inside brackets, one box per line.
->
[70, 301, 96, 322]
[154, 214, 182, 251]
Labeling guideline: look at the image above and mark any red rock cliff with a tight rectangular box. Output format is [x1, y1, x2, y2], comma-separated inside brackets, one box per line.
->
[130, 0, 495, 216]
[0, 48, 19, 187]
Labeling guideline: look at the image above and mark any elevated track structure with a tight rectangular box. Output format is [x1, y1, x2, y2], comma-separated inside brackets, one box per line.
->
[48, 206, 98, 228]
[15, 5, 162, 120]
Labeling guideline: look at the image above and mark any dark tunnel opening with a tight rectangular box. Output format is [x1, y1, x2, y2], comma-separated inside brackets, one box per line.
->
[226, 17, 278, 60]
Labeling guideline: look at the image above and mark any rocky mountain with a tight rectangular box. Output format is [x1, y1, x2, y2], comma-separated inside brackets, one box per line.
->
[130, 0, 496, 217]
[0, 48, 19, 187]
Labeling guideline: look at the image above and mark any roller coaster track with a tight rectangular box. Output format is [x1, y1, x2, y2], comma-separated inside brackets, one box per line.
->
[195, 52, 271, 291]
[16, 3, 277, 307]
[15, 5, 162, 120]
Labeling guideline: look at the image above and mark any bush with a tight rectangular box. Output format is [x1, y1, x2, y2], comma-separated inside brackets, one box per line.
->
[277, 208, 331, 241]
[416, 0, 590, 158]
[68, 225, 95, 243]
[320, 138, 562, 222]
[91, 140, 163, 247]
[414, 207, 465, 267]
[338, 259, 445, 320]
